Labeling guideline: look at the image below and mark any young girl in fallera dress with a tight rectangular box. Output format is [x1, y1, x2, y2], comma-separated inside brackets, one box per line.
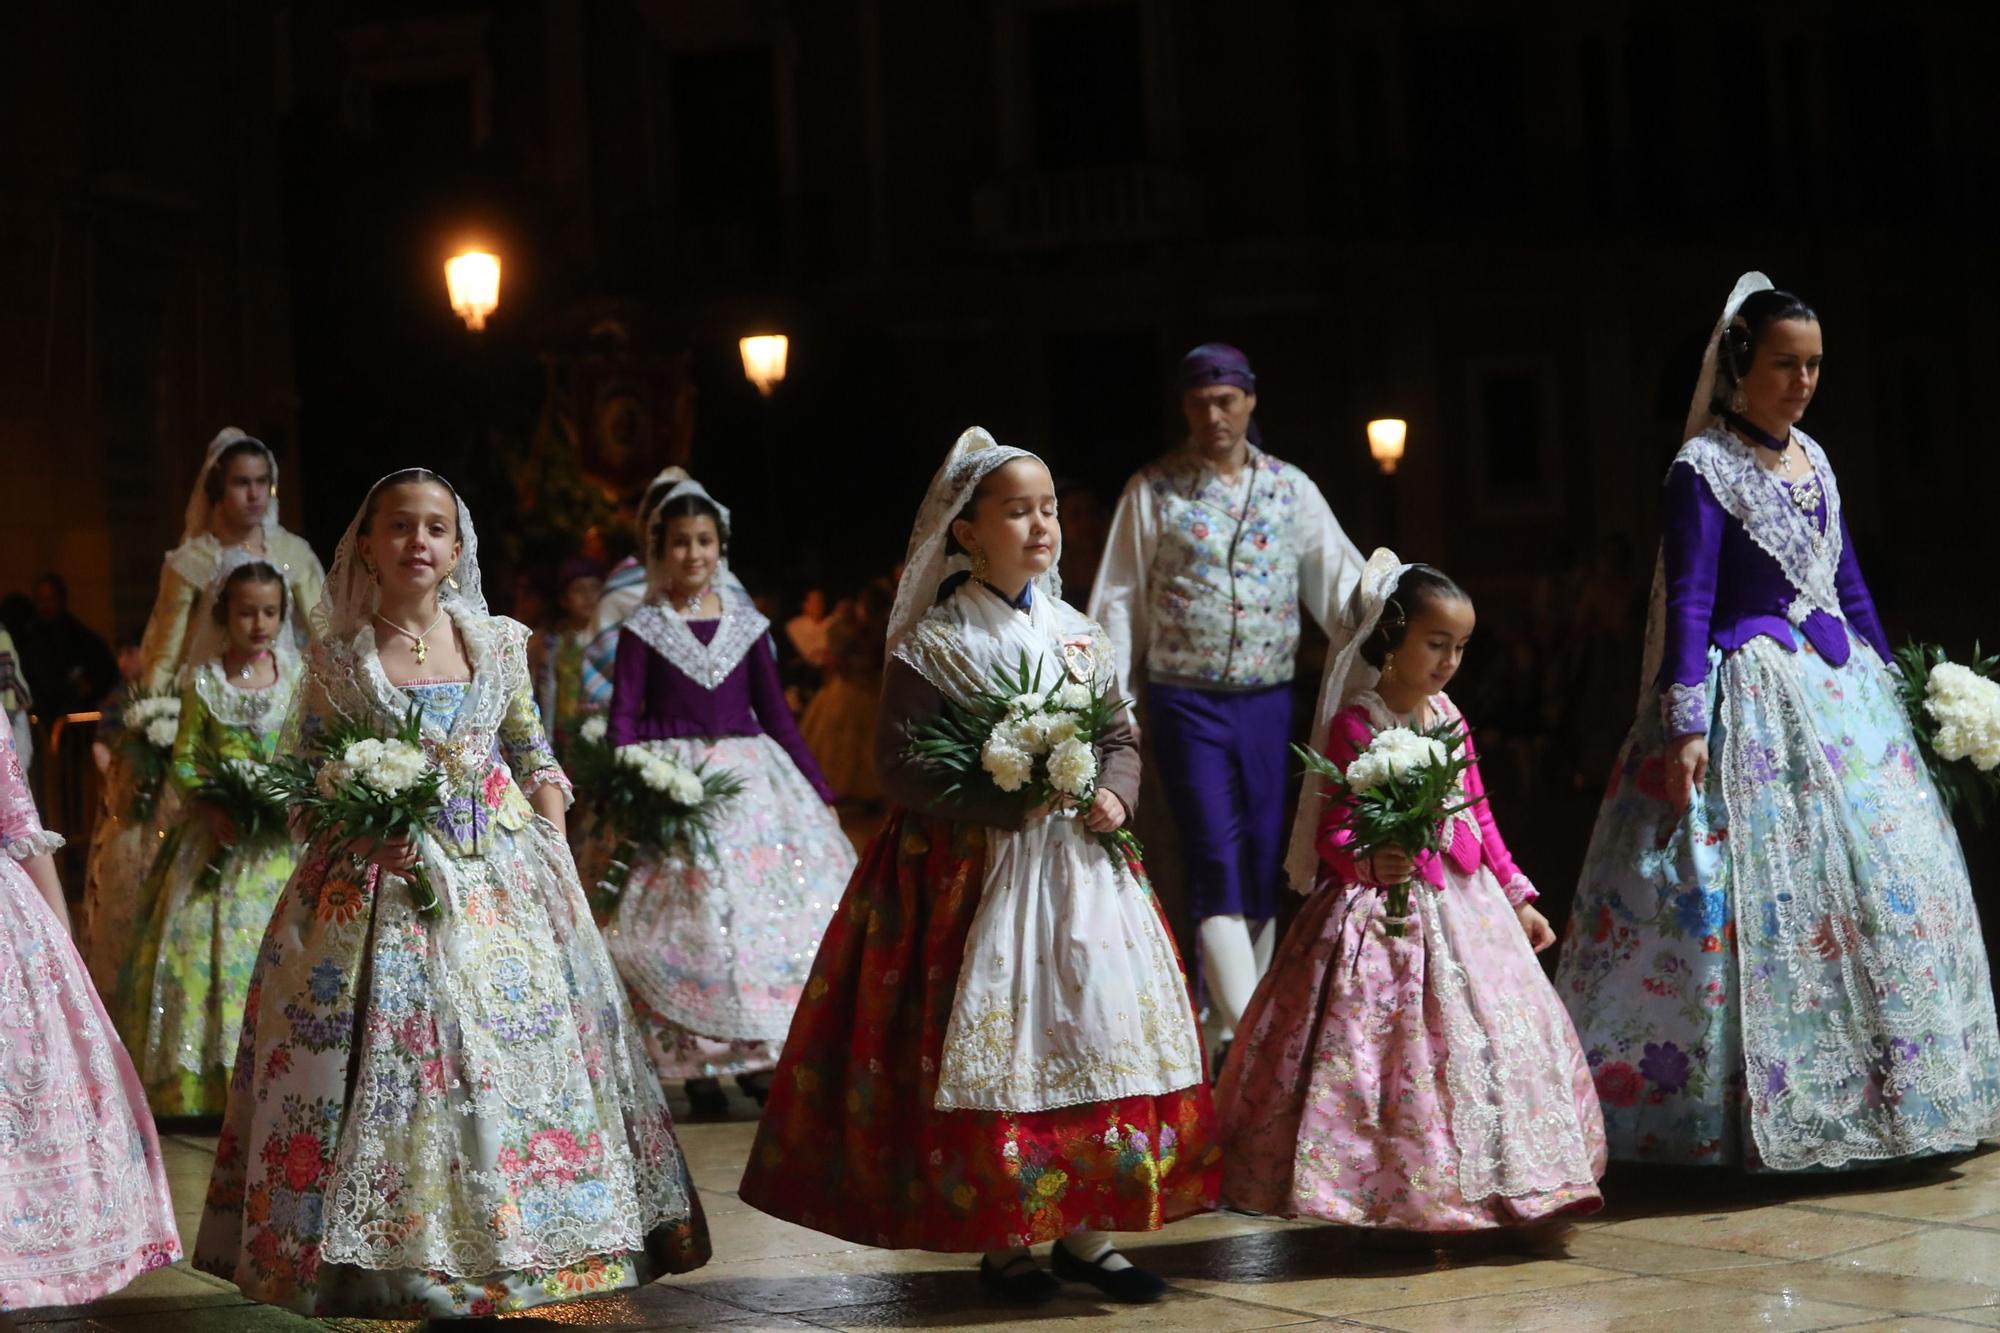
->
[1217, 552, 1606, 1230]
[0, 723, 181, 1310]
[118, 560, 303, 1117]
[741, 429, 1218, 1305]
[602, 478, 855, 1115]
[196, 470, 708, 1319]
[83, 428, 323, 1002]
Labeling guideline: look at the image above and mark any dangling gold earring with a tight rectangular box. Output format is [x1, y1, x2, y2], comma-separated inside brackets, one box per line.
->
[446, 564, 460, 590]
[970, 547, 990, 583]
[1382, 650, 1398, 680]
[1730, 385, 1747, 413]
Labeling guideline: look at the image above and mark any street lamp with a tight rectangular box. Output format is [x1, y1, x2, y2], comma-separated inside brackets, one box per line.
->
[739, 334, 789, 397]
[445, 250, 501, 331]
[1367, 418, 1407, 475]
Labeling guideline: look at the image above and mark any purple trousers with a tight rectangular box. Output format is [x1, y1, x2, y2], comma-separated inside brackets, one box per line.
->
[1146, 681, 1293, 925]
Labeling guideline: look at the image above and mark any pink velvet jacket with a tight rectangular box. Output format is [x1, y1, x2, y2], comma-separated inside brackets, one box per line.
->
[1312, 696, 1538, 907]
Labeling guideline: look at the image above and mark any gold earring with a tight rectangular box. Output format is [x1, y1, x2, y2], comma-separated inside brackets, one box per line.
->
[1382, 650, 1397, 678]
[446, 564, 460, 590]
[970, 548, 990, 582]
[1730, 385, 1747, 413]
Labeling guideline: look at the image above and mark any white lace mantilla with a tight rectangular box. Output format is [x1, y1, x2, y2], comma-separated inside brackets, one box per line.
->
[1643, 426, 1848, 735]
[1676, 428, 1845, 623]
[622, 594, 770, 689]
[305, 609, 530, 787]
[911, 585, 1204, 1112]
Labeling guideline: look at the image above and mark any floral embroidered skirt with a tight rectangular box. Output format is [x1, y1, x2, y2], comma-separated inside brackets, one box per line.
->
[1217, 868, 1604, 1229]
[1557, 633, 2000, 1169]
[1, 857, 181, 1310]
[605, 734, 855, 1082]
[739, 810, 1221, 1252]
[194, 819, 710, 1317]
[118, 826, 296, 1116]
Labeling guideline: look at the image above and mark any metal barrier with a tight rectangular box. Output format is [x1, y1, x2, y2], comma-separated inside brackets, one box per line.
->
[32, 710, 103, 890]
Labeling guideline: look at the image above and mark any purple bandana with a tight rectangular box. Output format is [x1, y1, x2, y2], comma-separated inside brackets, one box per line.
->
[1177, 342, 1256, 394]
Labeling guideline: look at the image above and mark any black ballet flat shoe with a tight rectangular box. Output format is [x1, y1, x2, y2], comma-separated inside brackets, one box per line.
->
[977, 1255, 1062, 1305]
[1050, 1239, 1168, 1304]
[684, 1077, 730, 1120]
[736, 1071, 773, 1106]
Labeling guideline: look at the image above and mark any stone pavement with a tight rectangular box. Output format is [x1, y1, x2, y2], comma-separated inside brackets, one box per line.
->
[10, 1102, 2000, 1332]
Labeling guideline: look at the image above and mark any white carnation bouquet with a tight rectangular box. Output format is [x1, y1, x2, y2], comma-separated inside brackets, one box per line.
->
[566, 730, 745, 897]
[904, 649, 1141, 859]
[1295, 718, 1484, 937]
[268, 703, 448, 914]
[116, 685, 183, 820]
[1894, 642, 2000, 826]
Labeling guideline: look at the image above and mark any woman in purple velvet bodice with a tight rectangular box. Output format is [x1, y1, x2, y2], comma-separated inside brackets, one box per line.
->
[1557, 275, 2000, 1171]
[600, 479, 857, 1117]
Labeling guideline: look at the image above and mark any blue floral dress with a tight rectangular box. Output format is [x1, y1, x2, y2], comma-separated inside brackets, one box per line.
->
[194, 610, 709, 1317]
[1556, 428, 2000, 1170]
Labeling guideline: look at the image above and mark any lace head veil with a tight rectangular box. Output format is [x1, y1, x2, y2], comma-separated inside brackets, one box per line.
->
[1634, 271, 1774, 701]
[182, 426, 283, 545]
[314, 469, 488, 642]
[1282, 546, 1411, 892]
[1683, 271, 1773, 442]
[885, 427, 1056, 650]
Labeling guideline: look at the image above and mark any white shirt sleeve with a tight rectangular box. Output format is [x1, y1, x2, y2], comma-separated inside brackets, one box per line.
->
[1294, 473, 1365, 636]
[1087, 473, 1158, 702]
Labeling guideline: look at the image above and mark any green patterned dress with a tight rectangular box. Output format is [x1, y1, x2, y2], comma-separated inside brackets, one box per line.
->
[119, 653, 302, 1115]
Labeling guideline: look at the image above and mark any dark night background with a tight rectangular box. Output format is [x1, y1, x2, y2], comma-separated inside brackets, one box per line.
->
[4, 0, 1997, 940]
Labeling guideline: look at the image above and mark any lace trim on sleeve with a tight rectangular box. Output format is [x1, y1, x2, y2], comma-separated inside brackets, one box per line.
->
[1499, 871, 1538, 907]
[517, 764, 575, 807]
[1662, 681, 1709, 737]
[5, 828, 65, 859]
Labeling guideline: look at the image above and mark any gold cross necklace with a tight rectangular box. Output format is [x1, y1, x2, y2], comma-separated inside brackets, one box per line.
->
[375, 608, 448, 665]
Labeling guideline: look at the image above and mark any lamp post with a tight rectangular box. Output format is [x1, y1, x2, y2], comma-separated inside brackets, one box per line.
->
[1367, 418, 1407, 548]
[739, 334, 789, 397]
[445, 250, 501, 331]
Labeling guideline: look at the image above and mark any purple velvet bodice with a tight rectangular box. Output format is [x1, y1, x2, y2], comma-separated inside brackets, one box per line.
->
[1660, 459, 1890, 709]
[608, 620, 835, 803]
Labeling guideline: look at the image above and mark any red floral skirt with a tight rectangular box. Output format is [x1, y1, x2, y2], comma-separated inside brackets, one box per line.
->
[739, 811, 1220, 1251]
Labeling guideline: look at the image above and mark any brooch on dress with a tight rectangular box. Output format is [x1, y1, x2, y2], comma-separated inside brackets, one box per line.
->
[1060, 637, 1098, 684]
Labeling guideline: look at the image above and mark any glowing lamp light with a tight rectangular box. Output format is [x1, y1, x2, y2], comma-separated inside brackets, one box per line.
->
[1367, 418, 1408, 475]
[739, 334, 789, 397]
[445, 250, 501, 331]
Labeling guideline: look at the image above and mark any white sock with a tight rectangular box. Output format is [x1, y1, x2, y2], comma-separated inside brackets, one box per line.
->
[1252, 916, 1277, 974]
[1199, 914, 1259, 1036]
[984, 1245, 1035, 1274]
[1064, 1227, 1132, 1272]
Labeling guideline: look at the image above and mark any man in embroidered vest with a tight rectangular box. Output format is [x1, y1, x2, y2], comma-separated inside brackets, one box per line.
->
[1090, 343, 1363, 1059]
